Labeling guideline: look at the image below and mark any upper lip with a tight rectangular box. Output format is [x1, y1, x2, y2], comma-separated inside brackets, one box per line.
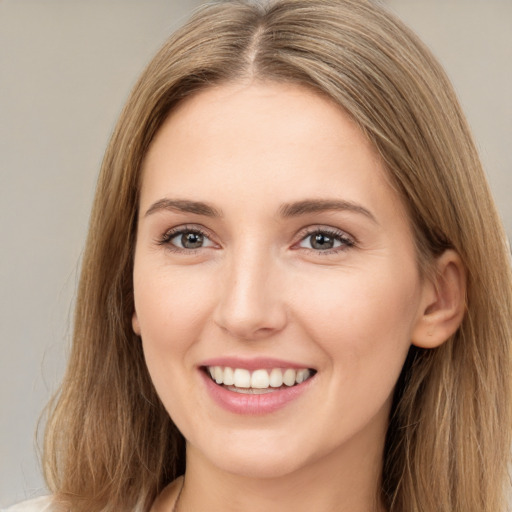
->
[199, 357, 315, 371]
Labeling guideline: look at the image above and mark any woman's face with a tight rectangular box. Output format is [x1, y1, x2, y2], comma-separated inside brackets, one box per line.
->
[133, 82, 430, 479]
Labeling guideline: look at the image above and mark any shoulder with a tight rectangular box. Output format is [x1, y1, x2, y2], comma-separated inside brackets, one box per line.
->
[1, 496, 54, 512]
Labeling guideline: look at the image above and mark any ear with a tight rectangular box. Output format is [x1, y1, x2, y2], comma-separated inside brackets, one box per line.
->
[412, 249, 466, 349]
[132, 311, 141, 336]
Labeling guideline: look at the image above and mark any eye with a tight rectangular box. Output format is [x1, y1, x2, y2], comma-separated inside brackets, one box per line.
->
[159, 227, 216, 251]
[174, 231, 206, 249]
[297, 229, 354, 252]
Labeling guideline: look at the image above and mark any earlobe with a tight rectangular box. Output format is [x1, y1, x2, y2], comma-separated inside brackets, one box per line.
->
[412, 249, 467, 349]
[132, 311, 141, 336]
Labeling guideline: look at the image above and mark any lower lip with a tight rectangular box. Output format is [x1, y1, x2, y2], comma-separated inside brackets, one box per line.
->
[200, 370, 314, 415]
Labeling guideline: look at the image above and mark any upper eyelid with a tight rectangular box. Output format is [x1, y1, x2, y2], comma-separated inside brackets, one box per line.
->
[163, 224, 213, 238]
[295, 225, 356, 242]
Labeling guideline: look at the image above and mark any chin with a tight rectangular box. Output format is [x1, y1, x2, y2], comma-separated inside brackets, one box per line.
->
[213, 451, 307, 480]
[190, 431, 324, 480]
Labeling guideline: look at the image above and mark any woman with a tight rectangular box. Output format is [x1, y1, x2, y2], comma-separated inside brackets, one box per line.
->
[7, 0, 512, 510]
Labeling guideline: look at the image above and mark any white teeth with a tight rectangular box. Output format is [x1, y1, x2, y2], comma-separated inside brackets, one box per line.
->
[214, 366, 223, 384]
[296, 369, 309, 384]
[233, 368, 251, 388]
[206, 366, 313, 390]
[283, 368, 296, 386]
[251, 369, 270, 389]
[223, 366, 235, 386]
[269, 368, 283, 388]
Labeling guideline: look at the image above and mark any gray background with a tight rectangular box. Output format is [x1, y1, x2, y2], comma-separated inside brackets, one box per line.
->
[1, 0, 510, 507]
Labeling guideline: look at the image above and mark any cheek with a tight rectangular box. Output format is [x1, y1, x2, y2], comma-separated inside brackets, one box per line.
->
[132, 269, 213, 429]
[133, 265, 216, 411]
[133, 265, 214, 350]
[293, 265, 420, 388]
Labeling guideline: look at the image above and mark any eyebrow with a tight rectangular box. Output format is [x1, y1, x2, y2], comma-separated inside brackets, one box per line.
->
[144, 199, 222, 218]
[279, 199, 378, 223]
[144, 197, 377, 223]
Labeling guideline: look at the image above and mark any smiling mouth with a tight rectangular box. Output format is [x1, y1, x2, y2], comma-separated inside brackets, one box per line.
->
[204, 366, 316, 394]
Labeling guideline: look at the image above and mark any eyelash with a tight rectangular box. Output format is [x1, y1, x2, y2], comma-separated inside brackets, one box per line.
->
[157, 226, 355, 255]
[295, 227, 355, 255]
[157, 225, 214, 254]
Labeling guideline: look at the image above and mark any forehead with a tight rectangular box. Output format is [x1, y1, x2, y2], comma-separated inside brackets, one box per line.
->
[140, 81, 406, 224]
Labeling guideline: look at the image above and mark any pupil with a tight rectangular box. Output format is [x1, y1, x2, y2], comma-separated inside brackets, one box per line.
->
[311, 233, 334, 250]
[182, 232, 203, 249]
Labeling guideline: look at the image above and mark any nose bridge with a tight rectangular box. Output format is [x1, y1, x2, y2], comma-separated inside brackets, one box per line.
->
[214, 238, 286, 340]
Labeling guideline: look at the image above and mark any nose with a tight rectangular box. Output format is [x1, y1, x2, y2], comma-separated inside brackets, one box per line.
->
[213, 247, 288, 341]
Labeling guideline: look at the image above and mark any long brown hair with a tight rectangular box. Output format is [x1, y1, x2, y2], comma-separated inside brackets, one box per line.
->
[43, 1, 512, 510]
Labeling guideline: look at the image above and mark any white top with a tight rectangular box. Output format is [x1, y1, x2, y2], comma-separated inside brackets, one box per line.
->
[1, 497, 53, 512]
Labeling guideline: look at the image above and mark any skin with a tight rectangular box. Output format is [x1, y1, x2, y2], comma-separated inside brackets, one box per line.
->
[133, 82, 465, 512]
